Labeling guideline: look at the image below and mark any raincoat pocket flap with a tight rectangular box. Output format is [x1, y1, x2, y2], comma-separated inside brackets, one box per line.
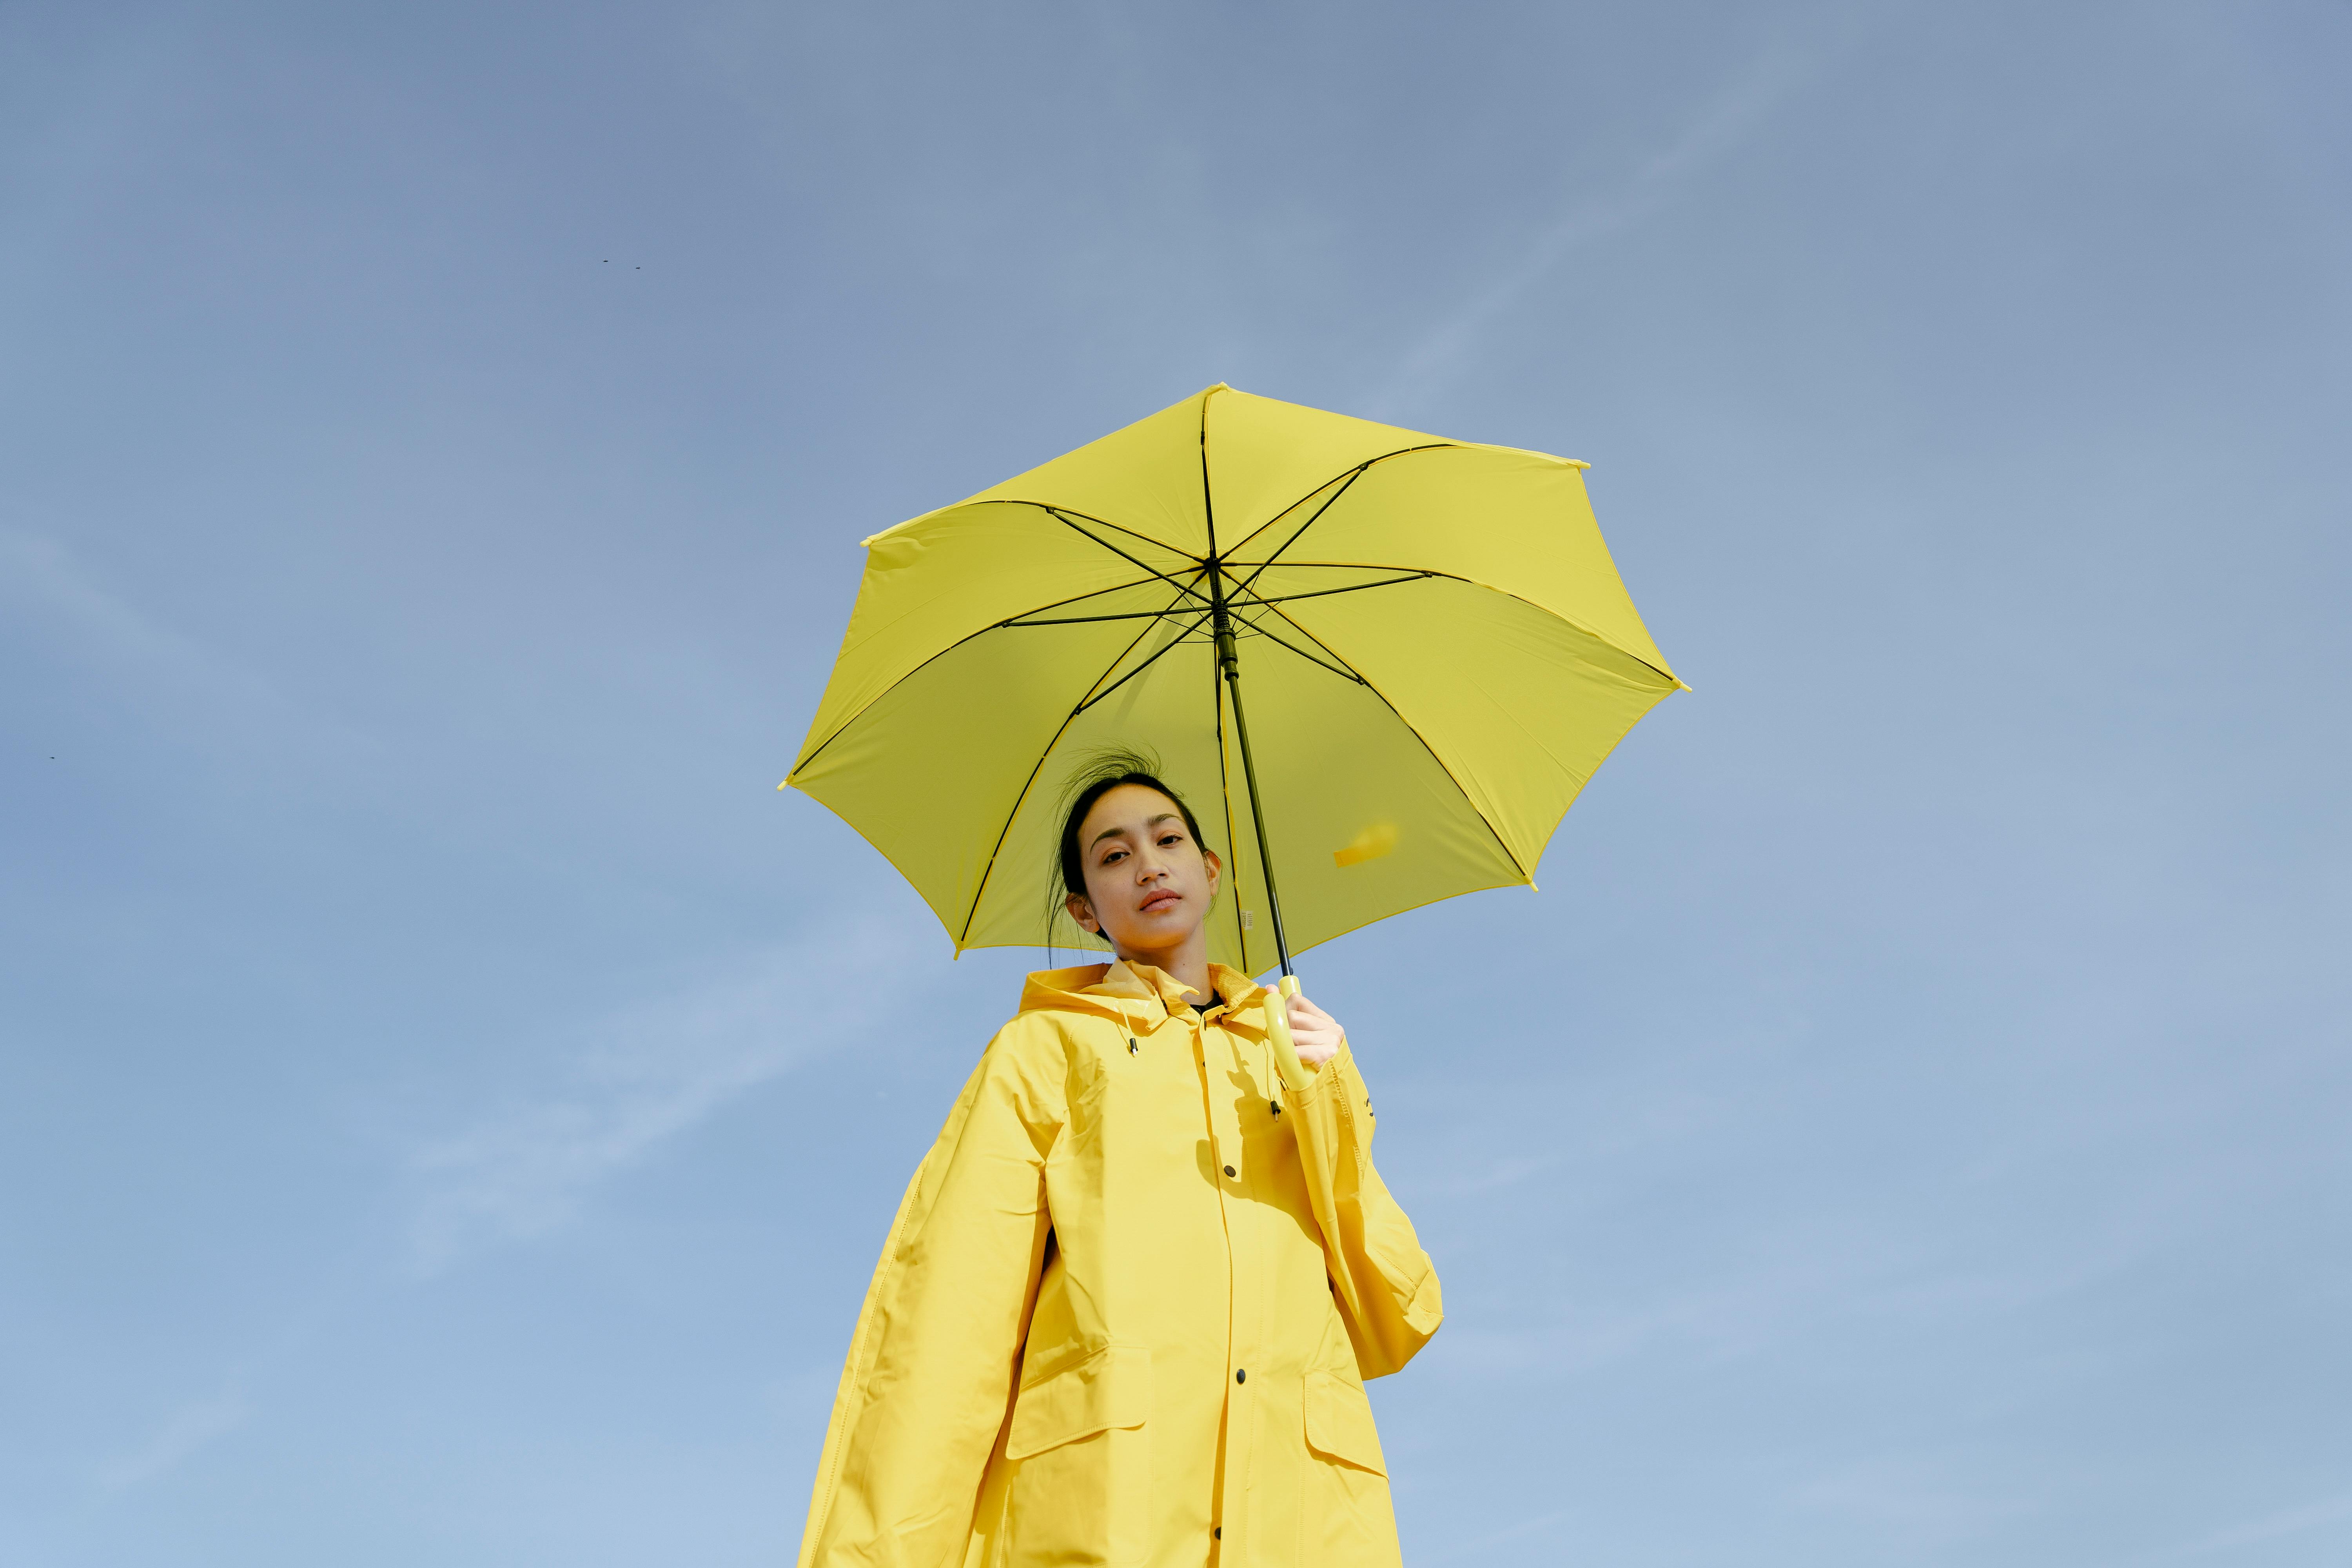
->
[1006, 1343, 1151, 1461]
[1303, 1370, 1387, 1476]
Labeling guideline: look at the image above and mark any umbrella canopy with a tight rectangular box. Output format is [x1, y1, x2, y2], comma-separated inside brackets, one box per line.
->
[785, 384, 1682, 975]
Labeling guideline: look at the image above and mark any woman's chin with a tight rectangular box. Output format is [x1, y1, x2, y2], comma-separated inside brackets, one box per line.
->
[1116, 913, 1193, 947]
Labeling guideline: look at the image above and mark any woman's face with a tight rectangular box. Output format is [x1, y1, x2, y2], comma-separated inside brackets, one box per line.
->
[1068, 784, 1222, 956]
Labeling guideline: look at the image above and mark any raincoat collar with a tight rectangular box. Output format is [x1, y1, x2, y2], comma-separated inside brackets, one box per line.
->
[1018, 958, 1267, 1026]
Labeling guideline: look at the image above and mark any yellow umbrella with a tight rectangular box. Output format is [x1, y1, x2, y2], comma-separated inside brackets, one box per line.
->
[783, 383, 1681, 988]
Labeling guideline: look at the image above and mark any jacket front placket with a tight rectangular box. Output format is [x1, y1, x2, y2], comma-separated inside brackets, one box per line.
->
[1193, 1005, 1268, 1562]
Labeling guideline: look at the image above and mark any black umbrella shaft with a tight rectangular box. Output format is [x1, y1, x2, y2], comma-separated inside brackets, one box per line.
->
[1213, 595, 1293, 978]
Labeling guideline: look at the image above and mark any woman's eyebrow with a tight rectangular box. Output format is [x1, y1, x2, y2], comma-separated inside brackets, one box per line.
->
[1090, 813, 1178, 849]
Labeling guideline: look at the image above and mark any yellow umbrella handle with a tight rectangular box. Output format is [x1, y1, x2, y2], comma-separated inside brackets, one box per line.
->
[1263, 974, 1314, 1091]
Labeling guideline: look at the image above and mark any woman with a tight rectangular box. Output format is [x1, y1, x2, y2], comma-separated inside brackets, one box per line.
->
[796, 757, 1442, 1568]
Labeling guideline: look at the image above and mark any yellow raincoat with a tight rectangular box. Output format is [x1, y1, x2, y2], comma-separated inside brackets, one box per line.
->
[797, 959, 1442, 1568]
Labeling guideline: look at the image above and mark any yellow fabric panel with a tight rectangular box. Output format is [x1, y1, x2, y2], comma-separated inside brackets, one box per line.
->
[1210, 631, 1528, 975]
[942, 619, 1526, 973]
[1230, 445, 1677, 682]
[918, 388, 1218, 554]
[792, 611, 1154, 938]
[955, 633, 1238, 962]
[1200, 387, 1450, 548]
[795, 501, 1194, 773]
[1281, 576, 1677, 874]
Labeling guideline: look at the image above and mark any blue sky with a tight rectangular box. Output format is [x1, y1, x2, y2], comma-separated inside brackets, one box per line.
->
[3, 2, 2348, 1563]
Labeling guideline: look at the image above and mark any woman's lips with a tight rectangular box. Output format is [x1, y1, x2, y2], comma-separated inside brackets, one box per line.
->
[1139, 891, 1182, 912]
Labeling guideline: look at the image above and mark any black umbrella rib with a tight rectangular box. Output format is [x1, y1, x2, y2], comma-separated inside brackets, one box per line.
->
[1044, 509, 1213, 608]
[788, 593, 1163, 776]
[1241, 585, 1658, 887]
[1228, 570, 1436, 609]
[1070, 603, 1217, 715]
[993, 573, 1207, 628]
[1263, 564, 1684, 688]
[790, 561, 1205, 782]
[1006, 570, 1433, 627]
[1223, 602, 1364, 686]
[1220, 442, 1457, 580]
[1226, 464, 1372, 595]
[1226, 593, 1533, 886]
[1323, 647, 1535, 887]
[975, 497, 1196, 561]
[1003, 603, 1209, 628]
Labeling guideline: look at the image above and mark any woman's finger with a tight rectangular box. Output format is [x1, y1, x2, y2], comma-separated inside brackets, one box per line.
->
[1281, 992, 1344, 1069]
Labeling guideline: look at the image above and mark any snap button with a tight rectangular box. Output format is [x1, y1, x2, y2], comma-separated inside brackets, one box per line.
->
[1223, 1164, 1236, 1178]
[1234, 1368, 1247, 1383]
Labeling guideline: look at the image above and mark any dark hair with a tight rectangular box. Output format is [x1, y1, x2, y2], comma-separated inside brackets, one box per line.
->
[1054, 748, 1211, 914]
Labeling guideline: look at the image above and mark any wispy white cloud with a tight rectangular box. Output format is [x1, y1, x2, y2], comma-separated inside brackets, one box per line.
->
[0, 526, 377, 763]
[2, 528, 285, 711]
[97, 1393, 248, 1490]
[2180, 1491, 2352, 1555]
[1368, 43, 1817, 421]
[407, 917, 928, 1271]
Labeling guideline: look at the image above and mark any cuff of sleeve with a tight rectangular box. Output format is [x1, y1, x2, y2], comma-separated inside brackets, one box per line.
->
[1403, 1262, 1444, 1336]
[1282, 1039, 1355, 1106]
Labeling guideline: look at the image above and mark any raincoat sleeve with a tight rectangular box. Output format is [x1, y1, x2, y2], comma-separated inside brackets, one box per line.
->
[796, 1023, 1065, 1568]
[1282, 1039, 1443, 1379]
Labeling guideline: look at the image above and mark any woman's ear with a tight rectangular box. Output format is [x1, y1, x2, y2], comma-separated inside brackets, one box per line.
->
[1201, 848, 1222, 900]
[1065, 891, 1100, 934]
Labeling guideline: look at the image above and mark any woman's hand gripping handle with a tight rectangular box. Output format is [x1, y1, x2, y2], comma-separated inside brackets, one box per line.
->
[1263, 975, 1343, 1090]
